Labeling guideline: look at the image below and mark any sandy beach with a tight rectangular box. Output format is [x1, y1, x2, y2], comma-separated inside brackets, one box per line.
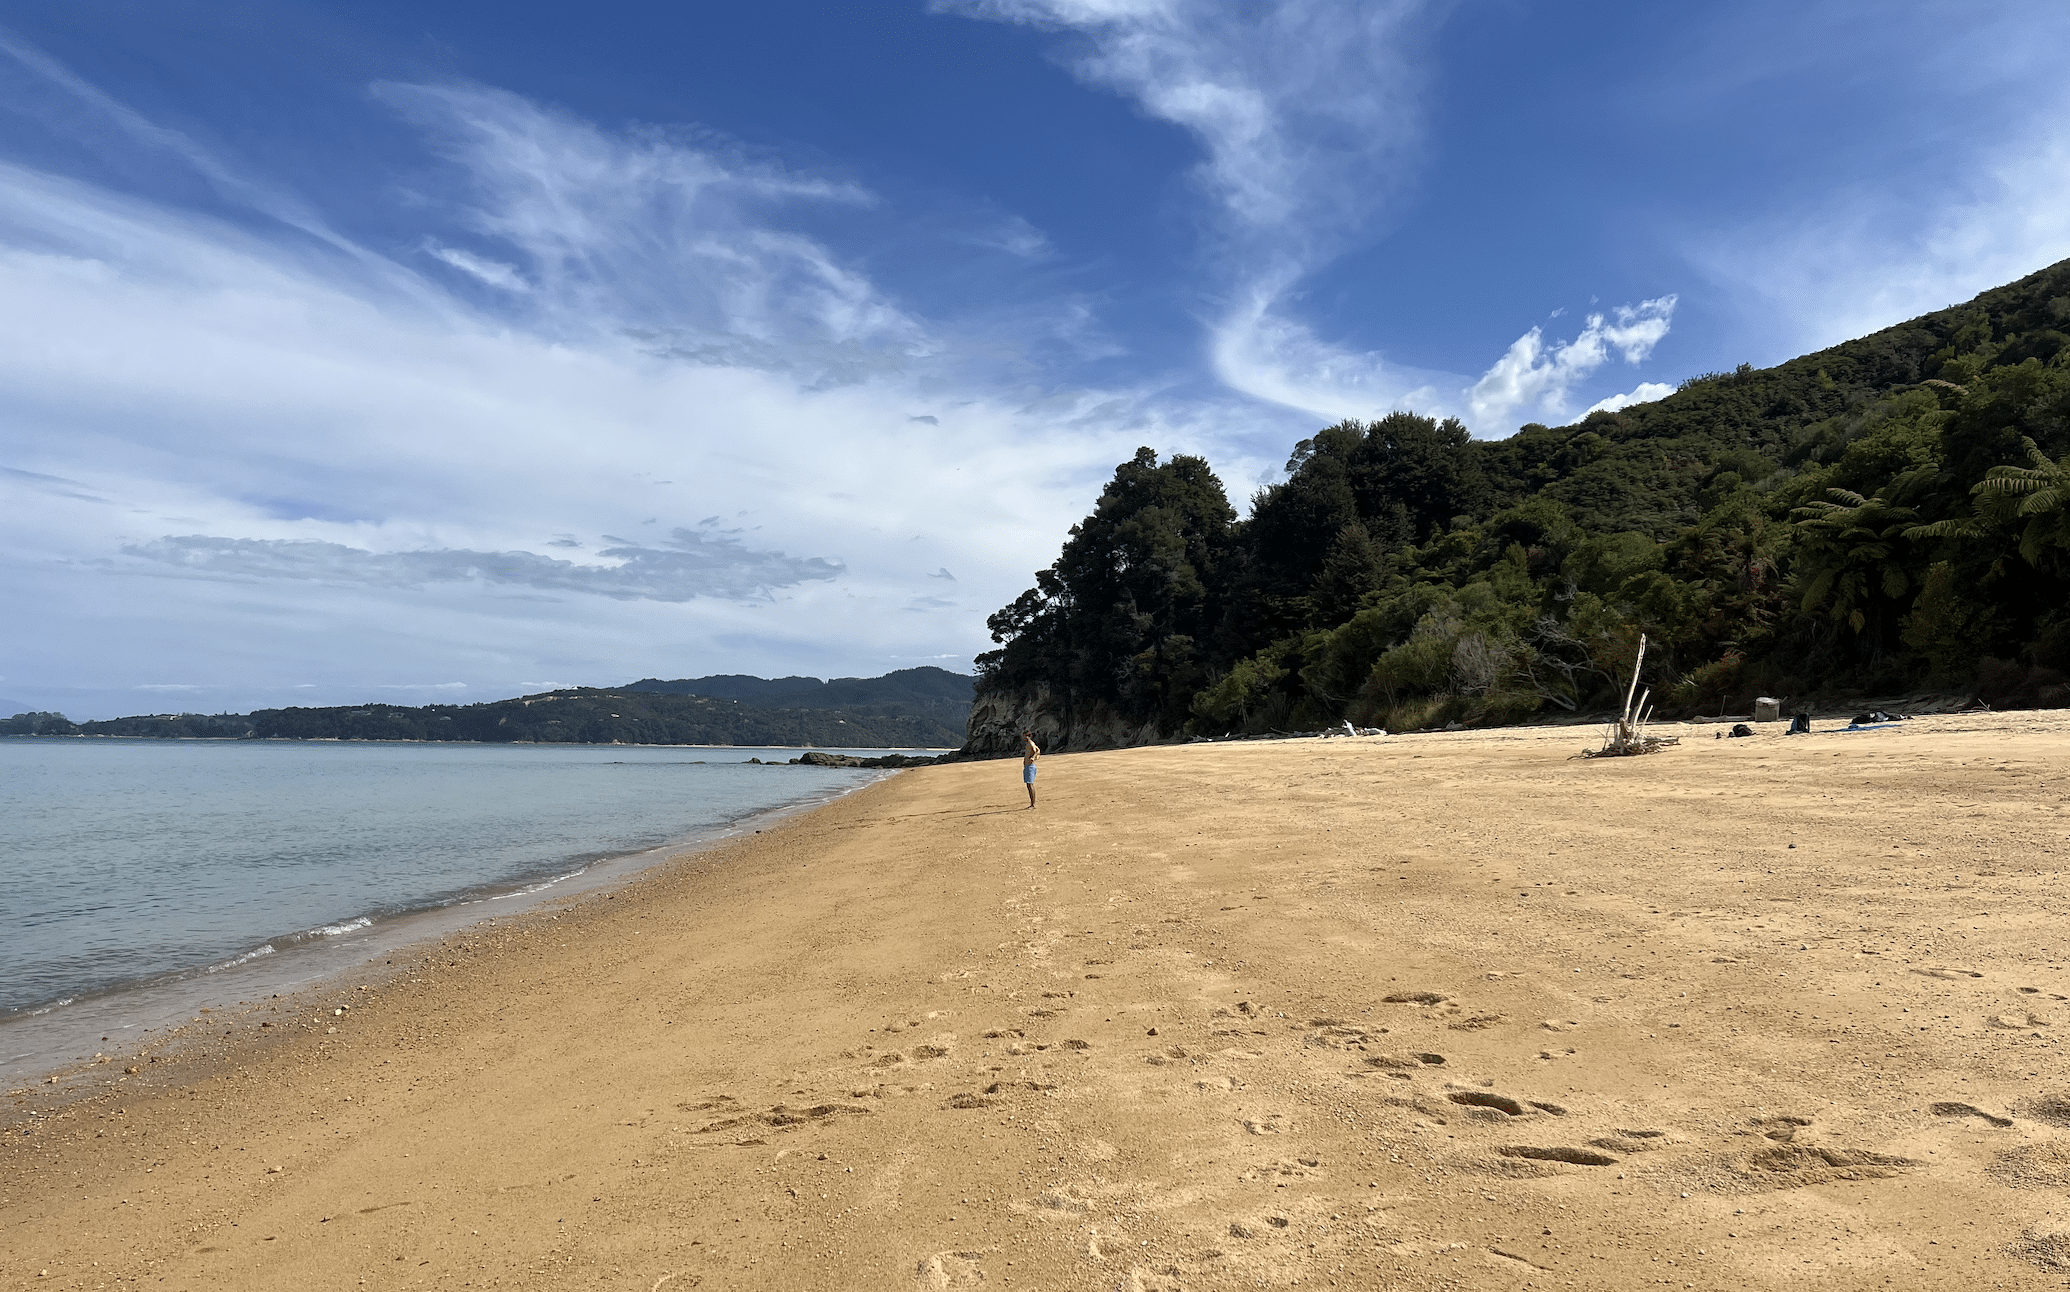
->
[7, 712, 2070, 1290]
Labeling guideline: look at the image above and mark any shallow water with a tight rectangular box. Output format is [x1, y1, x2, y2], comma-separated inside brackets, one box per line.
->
[0, 738, 912, 1059]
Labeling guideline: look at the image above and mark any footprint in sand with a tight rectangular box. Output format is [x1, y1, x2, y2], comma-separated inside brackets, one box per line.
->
[2009, 1226, 2070, 1272]
[1992, 1143, 2070, 1190]
[1588, 1130, 1671, 1153]
[1448, 1013, 1508, 1031]
[915, 1249, 991, 1288]
[1362, 1052, 1444, 1071]
[687, 1102, 873, 1136]
[1445, 1090, 1564, 1117]
[1987, 1013, 2051, 1030]
[1752, 1114, 1812, 1143]
[2018, 1095, 2070, 1127]
[1497, 1145, 1618, 1167]
[1743, 1143, 1920, 1185]
[1931, 1101, 2013, 1127]
[1303, 1023, 1380, 1049]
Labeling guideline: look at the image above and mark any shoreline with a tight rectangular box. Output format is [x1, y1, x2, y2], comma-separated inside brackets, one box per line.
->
[0, 734, 960, 749]
[0, 765, 900, 1090]
[7, 712, 2070, 1290]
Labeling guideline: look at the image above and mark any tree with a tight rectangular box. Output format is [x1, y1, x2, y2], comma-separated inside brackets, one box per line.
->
[1972, 436, 2070, 571]
[1791, 489, 1920, 654]
[982, 448, 1236, 730]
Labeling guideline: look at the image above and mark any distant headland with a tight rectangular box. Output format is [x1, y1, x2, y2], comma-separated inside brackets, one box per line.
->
[0, 666, 975, 749]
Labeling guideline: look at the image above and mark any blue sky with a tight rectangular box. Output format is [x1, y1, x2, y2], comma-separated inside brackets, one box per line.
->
[4, 0, 2068, 719]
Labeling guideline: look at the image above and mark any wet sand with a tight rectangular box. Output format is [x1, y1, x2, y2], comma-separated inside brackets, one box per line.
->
[5, 711, 2070, 1290]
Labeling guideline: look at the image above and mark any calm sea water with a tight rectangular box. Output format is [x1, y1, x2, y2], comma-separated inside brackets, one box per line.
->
[0, 739, 912, 1034]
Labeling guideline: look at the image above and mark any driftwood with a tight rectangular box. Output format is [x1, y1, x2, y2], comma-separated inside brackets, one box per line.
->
[1582, 634, 1680, 758]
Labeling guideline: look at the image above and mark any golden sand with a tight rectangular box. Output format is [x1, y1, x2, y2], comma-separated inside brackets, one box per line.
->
[6, 711, 2070, 1290]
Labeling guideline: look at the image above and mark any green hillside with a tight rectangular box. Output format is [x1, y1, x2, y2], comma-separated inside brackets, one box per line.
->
[4, 683, 966, 748]
[976, 258, 2070, 743]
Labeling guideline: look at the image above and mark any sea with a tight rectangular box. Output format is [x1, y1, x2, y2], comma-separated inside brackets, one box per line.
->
[0, 737, 927, 1084]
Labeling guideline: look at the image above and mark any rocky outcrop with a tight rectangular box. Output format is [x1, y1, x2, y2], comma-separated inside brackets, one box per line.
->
[961, 682, 1173, 758]
[789, 750, 946, 769]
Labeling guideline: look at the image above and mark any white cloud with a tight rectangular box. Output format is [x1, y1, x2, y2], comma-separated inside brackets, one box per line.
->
[1693, 124, 2070, 358]
[947, 0, 1443, 421]
[1668, 8, 2070, 359]
[1466, 297, 1677, 431]
[376, 82, 921, 369]
[1584, 382, 1676, 418]
[966, 214, 1052, 259]
[425, 241, 530, 292]
[1205, 276, 1446, 422]
[0, 58, 1238, 718]
[947, 2, 1684, 437]
[121, 530, 844, 602]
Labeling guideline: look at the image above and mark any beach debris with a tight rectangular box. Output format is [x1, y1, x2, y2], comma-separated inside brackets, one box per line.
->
[1728, 723, 1754, 738]
[1754, 696, 1782, 722]
[1582, 634, 1679, 757]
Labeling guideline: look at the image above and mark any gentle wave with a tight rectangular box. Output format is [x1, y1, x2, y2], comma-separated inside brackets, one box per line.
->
[206, 944, 277, 972]
[302, 916, 374, 939]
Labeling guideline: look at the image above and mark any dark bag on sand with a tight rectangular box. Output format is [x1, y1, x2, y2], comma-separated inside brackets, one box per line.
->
[1729, 723, 1754, 738]
[1788, 713, 1812, 734]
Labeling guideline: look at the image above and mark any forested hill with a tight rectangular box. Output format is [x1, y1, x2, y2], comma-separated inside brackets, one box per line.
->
[3, 671, 974, 747]
[625, 665, 972, 727]
[971, 257, 2070, 754]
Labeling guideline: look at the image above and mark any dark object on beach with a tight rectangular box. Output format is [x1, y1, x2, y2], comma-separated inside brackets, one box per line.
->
[791, 750, 944, 769]
[1788, 713, 1813, 734]
[1850, 710, 1908, 725]
[1729, 723, 1754, 738]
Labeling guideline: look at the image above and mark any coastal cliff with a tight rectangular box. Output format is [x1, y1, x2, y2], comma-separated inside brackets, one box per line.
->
[961, 681, 1171, 758]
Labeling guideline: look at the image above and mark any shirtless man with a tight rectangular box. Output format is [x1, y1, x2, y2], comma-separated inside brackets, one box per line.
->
[1020, 730, 1040, 809]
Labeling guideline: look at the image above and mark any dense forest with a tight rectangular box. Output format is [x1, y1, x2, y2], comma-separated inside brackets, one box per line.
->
[625, 667, 973, 736]
[975, 258, 2070, 747]
[1, 668, 974, 747]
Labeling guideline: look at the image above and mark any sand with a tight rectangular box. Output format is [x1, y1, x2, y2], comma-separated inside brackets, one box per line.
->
[6, 710, 2070, 1290]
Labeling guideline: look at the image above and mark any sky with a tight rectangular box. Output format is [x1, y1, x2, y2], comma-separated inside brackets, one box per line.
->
[4, 1, 2069, 720]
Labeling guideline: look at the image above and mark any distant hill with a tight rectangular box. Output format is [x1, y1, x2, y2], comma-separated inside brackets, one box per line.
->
[624, 666, 974, 708]
[3, 667, 976, 748]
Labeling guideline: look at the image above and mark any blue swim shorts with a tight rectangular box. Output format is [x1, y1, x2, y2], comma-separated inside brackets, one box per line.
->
[1023, 763, 1038, 783]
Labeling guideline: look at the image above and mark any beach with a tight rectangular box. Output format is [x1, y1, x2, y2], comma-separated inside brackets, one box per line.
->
[6, 712, 2070, 1290]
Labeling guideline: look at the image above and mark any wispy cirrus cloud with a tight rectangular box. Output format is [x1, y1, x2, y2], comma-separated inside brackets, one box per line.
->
[379, 82, 926, 376]
[424, 241, 529, 292]
[0, 42, 1197, 718]
[1690, 120, 2070, 360]
[945, 0, 1676, 435]
[121, 530, 844, 602]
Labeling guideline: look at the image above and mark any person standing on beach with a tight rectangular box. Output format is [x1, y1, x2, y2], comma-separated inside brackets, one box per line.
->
[1020, 730, 1041, 809]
